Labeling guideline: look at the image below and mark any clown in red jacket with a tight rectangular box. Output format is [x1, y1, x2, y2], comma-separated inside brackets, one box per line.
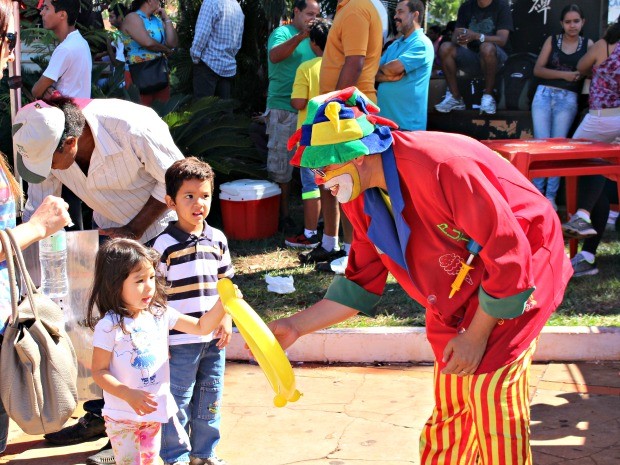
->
[272, 87, 572, 465]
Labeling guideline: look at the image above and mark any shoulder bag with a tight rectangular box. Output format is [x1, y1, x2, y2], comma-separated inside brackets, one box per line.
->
[129, 55, 170, 94]
[0, 229, 78, 435]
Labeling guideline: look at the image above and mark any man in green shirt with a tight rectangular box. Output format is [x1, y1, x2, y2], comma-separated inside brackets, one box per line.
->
[266, 0, 320, 230]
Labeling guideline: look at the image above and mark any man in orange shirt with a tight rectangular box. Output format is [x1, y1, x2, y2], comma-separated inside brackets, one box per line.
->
[320, 0, 384, 102]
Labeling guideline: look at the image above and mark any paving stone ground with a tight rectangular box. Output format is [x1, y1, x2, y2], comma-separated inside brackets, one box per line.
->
[1, 361, 618, 465]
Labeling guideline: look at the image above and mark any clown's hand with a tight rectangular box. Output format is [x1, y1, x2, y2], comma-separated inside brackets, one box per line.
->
[268, 317, 300, 351]
[441, 330, 487, 376]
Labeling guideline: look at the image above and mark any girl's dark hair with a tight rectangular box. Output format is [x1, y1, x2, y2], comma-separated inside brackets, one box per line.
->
[603, 17, 620, 45]
[86, 238, 167, 334]
[42, 95, 86, 152]
[560, 4, 584, 21]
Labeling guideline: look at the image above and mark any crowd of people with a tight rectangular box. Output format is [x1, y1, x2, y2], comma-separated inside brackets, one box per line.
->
[0, 0, 619, 464]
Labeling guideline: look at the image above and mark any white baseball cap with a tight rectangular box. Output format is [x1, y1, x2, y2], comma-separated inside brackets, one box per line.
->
[12, 101, 65, 184]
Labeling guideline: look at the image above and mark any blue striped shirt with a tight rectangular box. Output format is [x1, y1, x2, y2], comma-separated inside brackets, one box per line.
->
[190, 0, 245, 77]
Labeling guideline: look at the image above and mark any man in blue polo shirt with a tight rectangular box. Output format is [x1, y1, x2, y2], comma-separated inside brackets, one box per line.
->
[376, 0, 433, 130]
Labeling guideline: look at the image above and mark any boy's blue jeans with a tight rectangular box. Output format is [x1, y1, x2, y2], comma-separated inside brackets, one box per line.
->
[160, 339, 225, 463]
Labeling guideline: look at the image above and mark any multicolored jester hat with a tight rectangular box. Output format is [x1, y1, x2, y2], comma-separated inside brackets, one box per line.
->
[287, 87, 398, 169]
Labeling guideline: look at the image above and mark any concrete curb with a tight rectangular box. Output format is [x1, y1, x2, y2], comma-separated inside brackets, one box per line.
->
[226, 326, 620, 363]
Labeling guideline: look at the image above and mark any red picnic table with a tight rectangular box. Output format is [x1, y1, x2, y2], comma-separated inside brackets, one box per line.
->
[480, 138, 620, 257]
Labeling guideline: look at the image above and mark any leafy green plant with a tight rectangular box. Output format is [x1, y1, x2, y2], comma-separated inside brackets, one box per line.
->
[160, 96, 266, 178]
[427, 0, 462, 26]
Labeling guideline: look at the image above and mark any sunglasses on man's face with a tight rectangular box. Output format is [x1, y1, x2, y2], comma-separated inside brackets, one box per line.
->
[3, 32, 17, 54]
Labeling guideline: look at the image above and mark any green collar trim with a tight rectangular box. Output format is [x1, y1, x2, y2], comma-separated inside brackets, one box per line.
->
[478, 286, 536, 319]
[325, 276, 382, 317]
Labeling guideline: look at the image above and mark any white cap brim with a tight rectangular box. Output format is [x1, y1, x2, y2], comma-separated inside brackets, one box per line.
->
[12, 102, 65, 184]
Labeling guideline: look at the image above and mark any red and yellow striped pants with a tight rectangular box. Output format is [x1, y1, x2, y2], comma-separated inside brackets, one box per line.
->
[420, 341, 536, 465]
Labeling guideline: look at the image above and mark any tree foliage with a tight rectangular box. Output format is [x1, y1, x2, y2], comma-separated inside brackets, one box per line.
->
[427, 0, 461, 26]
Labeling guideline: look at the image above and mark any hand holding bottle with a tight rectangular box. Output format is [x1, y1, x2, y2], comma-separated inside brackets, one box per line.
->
[29, 195, 72, 239]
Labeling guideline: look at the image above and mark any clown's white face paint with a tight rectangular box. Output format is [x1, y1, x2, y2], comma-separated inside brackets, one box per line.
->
[322, 163, 362, 203]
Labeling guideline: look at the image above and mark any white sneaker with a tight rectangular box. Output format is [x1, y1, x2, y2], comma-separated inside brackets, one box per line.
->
[435, 91, 466, 113]
[480, 94, 496, 114]
[329, 255, 349, 275]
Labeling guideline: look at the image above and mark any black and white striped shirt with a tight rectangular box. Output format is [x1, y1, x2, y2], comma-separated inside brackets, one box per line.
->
[149, 221, 234, 345]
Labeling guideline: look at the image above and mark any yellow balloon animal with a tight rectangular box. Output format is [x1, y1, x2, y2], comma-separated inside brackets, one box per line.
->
[217, 278, 302, 407]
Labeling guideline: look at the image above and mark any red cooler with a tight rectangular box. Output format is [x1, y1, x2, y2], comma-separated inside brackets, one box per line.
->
[219, 180, 281, 240]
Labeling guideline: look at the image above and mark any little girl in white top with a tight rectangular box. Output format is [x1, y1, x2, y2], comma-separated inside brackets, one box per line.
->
[88, 238, 227, 465]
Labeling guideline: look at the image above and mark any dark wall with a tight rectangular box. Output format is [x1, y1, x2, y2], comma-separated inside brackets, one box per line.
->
[510, 0, 609, 55]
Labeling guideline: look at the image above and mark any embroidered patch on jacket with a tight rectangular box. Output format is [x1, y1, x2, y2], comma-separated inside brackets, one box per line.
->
[439, 253, 473, 285]
[436, 223, 469, 243]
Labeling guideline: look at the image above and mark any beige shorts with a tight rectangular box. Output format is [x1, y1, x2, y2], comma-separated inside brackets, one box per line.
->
[266, 108, 297, 183]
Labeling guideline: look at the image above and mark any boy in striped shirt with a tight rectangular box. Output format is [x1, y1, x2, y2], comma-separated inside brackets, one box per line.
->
[149, 157, 233, 465]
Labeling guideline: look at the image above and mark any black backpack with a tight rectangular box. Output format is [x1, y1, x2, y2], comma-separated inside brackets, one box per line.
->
[498, 53, 538, 111]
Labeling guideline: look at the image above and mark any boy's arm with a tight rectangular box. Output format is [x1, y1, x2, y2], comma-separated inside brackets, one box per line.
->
[214, 313, 233, 349]
[291, 63, 310, 110]
[291, 98, 308, 110]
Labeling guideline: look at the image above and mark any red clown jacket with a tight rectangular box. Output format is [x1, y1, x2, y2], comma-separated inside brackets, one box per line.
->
[325, 130, 573, 374]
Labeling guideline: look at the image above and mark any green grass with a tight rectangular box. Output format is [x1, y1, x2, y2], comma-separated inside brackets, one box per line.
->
[223, 204, 620, 328]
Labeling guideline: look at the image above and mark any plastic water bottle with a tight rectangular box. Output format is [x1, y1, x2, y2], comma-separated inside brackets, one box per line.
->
[39, 229, 69, 298]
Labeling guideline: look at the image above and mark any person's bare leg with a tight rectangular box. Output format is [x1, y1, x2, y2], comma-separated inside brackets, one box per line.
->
[279, 181, 291, 219]
[480, 43, 498, 95]
[304, 198, 321, 231]
[439, 42, 461, 98]
[320, 188, 340, 239]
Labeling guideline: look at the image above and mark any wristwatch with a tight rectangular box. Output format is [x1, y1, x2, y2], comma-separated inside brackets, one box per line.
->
[479, 34, 486, 43]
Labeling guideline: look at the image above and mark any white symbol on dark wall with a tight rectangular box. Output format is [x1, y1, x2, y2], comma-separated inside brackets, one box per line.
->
[529, 0, 551, 25]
